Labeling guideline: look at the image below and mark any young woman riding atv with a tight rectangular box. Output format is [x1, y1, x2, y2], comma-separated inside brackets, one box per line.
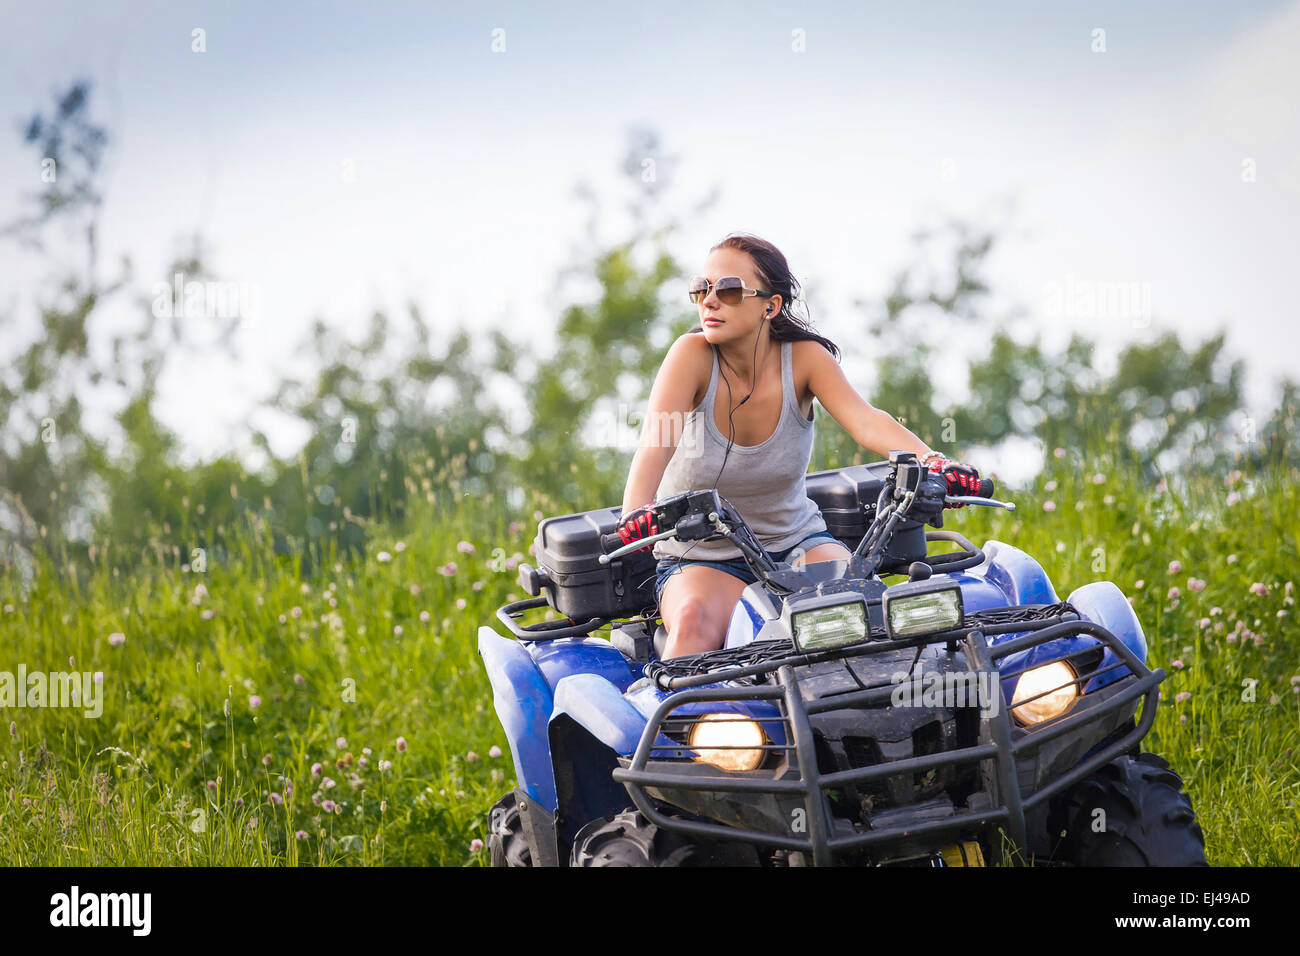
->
[618, 233, 982, 659]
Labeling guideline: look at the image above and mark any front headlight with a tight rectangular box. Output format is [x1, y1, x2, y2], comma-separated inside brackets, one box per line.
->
[791, 601, 869, 652]
[688, 713, 767, 772]
[1010, 661, 1079, 725]
[883, 582, 964, 638]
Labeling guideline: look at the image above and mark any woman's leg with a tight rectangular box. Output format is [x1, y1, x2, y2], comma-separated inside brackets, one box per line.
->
[657, 564, 750, 659]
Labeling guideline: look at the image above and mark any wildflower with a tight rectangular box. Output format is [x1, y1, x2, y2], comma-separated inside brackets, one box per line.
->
[249, 695, 261, 708]
[466, 750, 479, 763]
[394, 625, 404, 636]
[1092, 473, 1105, 484]
[1175, 692, 1191, 703]
[455, 598, 467, 610]
[1045, 480, 1058, 492]
[108, 632, 126, 646]
[506, 552, 524, 570]
[508, 521, 524, 535]
[1254, 633, 1264, 647]
[336, 736, 347, 749]
[1210, 606, 1221, 616]
[439, 562, 458, 577]
[206, 780, 217, 792]
[1270, 695, 1280, 705]
[278, 614, 287, 624]
[1197, 618, 1210, 630]
[322, 800, 335, 813]
[409, 583, 421, 596]
[1224, 469, 1242, 487]
[201, 608, 215, 620]
[363, 747, 372, 755]
[192, 595, 202, 606]
[1290, 676, 1300, 686]
[1227, 554, 1238, 564]
[395, 541, 407, 553]
[489, 745, 502, 758]
[1249, 582, 1267, 596]
[396, 736, 407, 753]
[1167, 561, 1181, 575]
[420, 610, 431, 623]
[1167, 587, 1180, 600]
[377, 551, 392, 564]
[1103, 494, 1115, 505]
[262, 754, 273, 766]
[1134, 579, 1144, 589]
[1179, 715, 1187, 725]
[311, 762, 322, 777]
[472, 580, 485, 591]
[1226, 492, 1241, 507]
[470, 838, 484, 852]
[294, 673, 304, 685]
[1171, 659, 1184, 669]
[1155, 478, 1167, 493]
[322, 777, 336, 790]
[1187, 578, 1206, 592]
[1042, 500, 1056, 512]
[268, 792, 283, 806]
[1053, 448, 1065, 459]
[457, 540, 476, 554]
[290, 606, 302, 619]
[379, 760, 392, 772]
[296, 830, 308, 840]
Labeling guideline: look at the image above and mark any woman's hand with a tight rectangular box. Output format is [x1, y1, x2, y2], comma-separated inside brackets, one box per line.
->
[617, 502, 661, 552]
[926, 457, 981, 507]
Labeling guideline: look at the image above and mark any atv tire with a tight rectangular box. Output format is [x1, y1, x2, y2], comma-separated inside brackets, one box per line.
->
[1053, 752, 1208, 866]
[488, 792, 532, 868]
[570, 809, 759, 867]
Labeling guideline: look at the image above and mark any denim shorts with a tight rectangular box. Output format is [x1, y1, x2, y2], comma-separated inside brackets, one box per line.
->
[653, 530, 844, 605]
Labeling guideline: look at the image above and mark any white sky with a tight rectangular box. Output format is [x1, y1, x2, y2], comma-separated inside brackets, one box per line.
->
[1, 0, 1296, 475]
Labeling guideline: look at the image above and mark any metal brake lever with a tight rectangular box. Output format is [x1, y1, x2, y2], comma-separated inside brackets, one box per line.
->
[944, 495, 1016, 511]
[599, 529, 677, 564]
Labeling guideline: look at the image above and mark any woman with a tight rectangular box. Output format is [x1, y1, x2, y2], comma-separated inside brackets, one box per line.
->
[618, 234, 981, 659]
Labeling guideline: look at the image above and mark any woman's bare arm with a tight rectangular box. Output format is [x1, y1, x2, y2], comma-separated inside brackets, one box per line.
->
[802, 341, 937, 461]
[621, 334, 710, 514]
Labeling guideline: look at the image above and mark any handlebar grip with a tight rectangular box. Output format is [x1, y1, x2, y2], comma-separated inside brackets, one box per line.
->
[601, 531, 624, 553]
[978, 477, 995, 498]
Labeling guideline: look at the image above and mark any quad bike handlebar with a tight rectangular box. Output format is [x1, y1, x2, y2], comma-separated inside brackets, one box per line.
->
[600, 454, 1014, 585]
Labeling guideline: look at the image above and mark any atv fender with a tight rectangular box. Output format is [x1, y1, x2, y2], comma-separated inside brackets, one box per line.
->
[977, 540, 1060, 607]
[478, 626, 560, 808]
[1066, 580, 1148, 690]
[550, 674, 649, 755]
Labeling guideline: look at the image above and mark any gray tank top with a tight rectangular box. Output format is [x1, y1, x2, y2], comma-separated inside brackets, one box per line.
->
[652, 338, 828, 562]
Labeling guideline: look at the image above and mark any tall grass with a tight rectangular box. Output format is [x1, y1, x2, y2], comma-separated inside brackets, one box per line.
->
[1, 452, 1296, 865]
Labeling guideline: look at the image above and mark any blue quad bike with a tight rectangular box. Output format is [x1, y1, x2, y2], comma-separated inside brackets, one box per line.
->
[479, 451, 1207, 866]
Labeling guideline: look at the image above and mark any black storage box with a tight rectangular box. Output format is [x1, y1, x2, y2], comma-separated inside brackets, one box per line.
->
[529, 507, 658, 623]
[526, 461, 926, 622]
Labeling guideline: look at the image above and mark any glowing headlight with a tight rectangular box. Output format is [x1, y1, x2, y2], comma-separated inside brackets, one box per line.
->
[790, 601, 869, 652]
[688, 713, 767, 772]
[1010, 661, 1079, 725]
[883, 583, 964, 638]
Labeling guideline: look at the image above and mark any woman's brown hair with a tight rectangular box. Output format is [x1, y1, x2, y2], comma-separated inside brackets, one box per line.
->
[687, 233, 841, 361]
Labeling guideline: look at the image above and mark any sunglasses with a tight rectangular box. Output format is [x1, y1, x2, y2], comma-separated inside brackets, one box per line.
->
[688, 275, 773, 306]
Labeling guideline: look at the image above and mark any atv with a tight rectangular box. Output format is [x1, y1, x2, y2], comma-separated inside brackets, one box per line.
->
[479, 451, 1207, 866]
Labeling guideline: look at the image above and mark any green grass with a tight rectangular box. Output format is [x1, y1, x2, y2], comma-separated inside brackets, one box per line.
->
[1, 453, 1297, 865]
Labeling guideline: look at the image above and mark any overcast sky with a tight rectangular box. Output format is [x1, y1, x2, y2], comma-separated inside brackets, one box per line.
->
[2, 0, 1297, 476]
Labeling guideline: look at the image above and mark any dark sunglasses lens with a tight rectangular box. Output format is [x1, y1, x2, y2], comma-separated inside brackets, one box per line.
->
[715, 277, 744, 305]
[688, 276, 708, 303]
